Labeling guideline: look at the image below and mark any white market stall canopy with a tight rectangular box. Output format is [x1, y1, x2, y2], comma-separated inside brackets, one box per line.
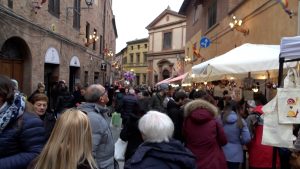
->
[280, 36, 300, 60]
[191, 43, 281, 82]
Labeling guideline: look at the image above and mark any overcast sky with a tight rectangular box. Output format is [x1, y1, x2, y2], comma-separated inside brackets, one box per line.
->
[112, 0, 184, 53]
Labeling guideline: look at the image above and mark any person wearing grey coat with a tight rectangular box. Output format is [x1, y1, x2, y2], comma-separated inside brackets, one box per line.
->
[78, 84, 115, 169]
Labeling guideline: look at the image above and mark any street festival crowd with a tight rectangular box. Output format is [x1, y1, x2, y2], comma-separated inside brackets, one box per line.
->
[2, 74, 300, 169]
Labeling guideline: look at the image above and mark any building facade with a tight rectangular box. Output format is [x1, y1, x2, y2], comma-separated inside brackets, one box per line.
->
[146, 7, 186, 86]
[122, 38, 148, 86]
[179, 0, 298, 72]
[0, 0, 117, 96]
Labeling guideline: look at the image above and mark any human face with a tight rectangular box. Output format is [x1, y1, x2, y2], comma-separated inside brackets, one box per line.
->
[38, 87, 45, 93]
[33, 100, 48, 116]
[80, 89, 86, 96]
[100, 90, 109, 104]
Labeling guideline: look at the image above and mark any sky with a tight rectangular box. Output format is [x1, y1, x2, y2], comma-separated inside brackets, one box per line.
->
[112, 0, 184, 53]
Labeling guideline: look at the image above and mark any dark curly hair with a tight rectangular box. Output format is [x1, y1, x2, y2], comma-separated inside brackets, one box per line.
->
[0, 75, 14, 104]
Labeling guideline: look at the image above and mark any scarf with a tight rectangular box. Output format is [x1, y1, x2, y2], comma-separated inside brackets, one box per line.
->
[0, 93, 26, 133]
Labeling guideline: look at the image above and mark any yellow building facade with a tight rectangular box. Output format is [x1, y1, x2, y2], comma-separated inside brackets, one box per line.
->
[123, 38, 149, 85]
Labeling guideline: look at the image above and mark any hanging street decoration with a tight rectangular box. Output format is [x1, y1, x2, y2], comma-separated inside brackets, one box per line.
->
[276, 0, 293, 18]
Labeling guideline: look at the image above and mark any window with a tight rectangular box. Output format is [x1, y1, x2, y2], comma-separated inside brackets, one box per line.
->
[138, 45, 140, 49]
[84, 71, 88, 86]
[143, 52, 147, 63]
[49, 0, 60, 17]
[208, 0, 217, 28]
[131, 46, 133, 50]
[86, 22, 90, 39]
[73, 0, 81, 30]
[94, 72, 100, 84]
[93, 29, 97, 50]
[163, 32, 172, 49]
[193, 4, 200, 24]
[99, 35, 103, 55]
[154, 75, 158, 84]
[130, 54, 133, 63]
[144, 44, 147, 48]
[143, 74, 147, 84]
[136, 53, 140, 63]
[123, 57, 127, 64]
[136, 74, 140, 85]
[8, 0, 13, 9]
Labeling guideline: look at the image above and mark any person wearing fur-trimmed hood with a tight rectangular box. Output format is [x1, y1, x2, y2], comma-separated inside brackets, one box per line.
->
[183, 99, 228, 169]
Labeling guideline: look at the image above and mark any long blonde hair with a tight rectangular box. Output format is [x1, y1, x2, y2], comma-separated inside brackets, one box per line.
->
[34, 109, 97, 169]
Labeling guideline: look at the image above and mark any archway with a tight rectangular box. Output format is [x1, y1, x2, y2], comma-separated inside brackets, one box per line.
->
[0, 37, 31, 91]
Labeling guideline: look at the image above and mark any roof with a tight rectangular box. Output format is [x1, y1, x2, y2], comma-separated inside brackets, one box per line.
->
[146, 8, 186, 30]
[126, 38, 148, 45]
[179, 0, 204, 15]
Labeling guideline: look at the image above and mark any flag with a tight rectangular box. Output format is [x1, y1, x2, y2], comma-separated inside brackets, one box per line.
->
[276, 0, 293, 17]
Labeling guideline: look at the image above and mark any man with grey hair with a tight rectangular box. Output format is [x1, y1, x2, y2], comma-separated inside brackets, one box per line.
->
[78, 84, 115, 169]
[125, 111, 196, 169]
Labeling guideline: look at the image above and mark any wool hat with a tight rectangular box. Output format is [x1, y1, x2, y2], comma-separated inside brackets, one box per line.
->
[159, 83, 169, 91]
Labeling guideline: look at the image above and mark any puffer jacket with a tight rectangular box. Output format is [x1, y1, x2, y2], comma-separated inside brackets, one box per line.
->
[183, 99, 227, 169]
[78, 103, 114, 169]
[0, 112, 46, 169]
[121, 94, 138, 118]
[125, 139, 197, 169]
[221, 111, 251, 163]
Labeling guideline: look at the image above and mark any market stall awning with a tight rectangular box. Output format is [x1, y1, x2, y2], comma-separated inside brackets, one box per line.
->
[156, 77, 172, 86]
[168, 72, 188, 83]
[191, 43, 281, 81]
[280, 36, 300, 60]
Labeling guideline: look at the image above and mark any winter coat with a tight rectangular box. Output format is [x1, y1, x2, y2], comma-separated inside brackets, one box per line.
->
[115, 93, 124, 113]
[55, 94, 74, 114]
[137, 97, 151, 114]
[167, 100, 184, 142]
[0, 112, 45, 169]
[150, 93, 166, 113]
[121, 94, 138, 119]
[246, 105, 280, 168]
[221, 111, 251, 163]
[183, 99, 227, 169]
[78, 103, 114, 169]
[120, 113, 144, 161]
[39, 112, 56, 140]
[124, 139, 197, 169]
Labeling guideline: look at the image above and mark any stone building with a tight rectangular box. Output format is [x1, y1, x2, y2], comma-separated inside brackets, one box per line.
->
[146, 7, 186, 86]
[179, 0, 298, 72]
[122, 38, 148, 86]
[0, 0, 117, 97]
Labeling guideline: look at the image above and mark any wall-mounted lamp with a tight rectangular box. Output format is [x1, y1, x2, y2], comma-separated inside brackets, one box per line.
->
[85, 31, 99, 47]
[184, 56, 197, 64]
[229, 15, 249, 36]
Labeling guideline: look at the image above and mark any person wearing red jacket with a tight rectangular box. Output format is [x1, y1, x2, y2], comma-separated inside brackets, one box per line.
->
[183, 98, 228, 169]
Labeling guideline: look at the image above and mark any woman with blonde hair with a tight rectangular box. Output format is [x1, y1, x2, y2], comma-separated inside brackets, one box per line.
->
[29, 108, 97, 169]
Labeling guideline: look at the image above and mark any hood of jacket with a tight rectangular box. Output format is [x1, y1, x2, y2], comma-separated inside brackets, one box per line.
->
[129, 139, 196, 168]
[184, 99, 218, 117]
[224, 111, 237, 124]
[78, 102, 108, 115]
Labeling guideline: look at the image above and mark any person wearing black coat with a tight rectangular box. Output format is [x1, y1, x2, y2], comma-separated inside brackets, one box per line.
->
[0, 75, 45, 169]
[54, 87, 74, 114]
[121, 88, 137, 124]
[167, 91, 188, 142]
[125, 111, 196, 169]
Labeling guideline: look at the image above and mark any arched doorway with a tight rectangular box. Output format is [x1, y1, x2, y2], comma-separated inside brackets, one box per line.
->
[69, 56, 80, 92]
[0, 37, 31, 91]
[162, 69, 170, 79]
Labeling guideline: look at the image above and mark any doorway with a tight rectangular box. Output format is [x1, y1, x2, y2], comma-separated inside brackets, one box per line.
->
[44, 63, 59, 109]
[69, 66, 80, 93]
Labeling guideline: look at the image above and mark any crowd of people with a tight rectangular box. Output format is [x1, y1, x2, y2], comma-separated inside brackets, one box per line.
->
[0, 74, 298, 169]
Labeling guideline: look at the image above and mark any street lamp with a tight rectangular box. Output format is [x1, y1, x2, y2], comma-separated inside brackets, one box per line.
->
[85, 30, 99, 47]
[229, 15, 249, 36]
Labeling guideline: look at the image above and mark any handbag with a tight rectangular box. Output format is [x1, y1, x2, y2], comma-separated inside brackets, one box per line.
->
[114, 138, 128, 161]
[277, 68, 300, 124]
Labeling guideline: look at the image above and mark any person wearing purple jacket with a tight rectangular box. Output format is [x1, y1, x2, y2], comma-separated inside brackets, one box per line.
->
[221, 101, 251, 169]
